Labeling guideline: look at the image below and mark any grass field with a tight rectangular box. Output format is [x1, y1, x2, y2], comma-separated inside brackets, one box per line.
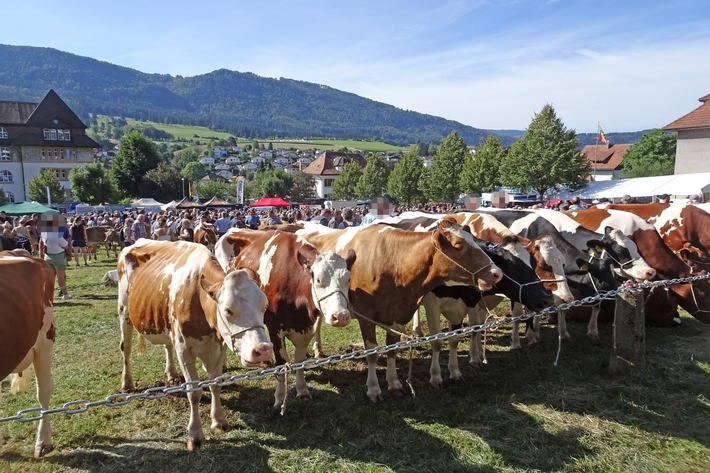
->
[1, 254, 709, 472]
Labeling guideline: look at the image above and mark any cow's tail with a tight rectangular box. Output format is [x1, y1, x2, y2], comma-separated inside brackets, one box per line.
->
[10, 369, 31, 394]
[137, 334, 147, 355]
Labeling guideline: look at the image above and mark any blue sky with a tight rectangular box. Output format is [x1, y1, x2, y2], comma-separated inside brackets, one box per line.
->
[3, 0, 709, 134]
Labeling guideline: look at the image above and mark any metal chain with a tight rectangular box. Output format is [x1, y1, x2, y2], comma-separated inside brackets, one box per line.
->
[2, 273, 708, 424]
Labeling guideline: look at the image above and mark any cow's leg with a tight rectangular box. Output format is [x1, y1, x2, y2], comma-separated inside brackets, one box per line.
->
[587, 305, 600, 340]
[292, 332, 314, 402]
[447, 322, 464, 382]
[412, 308, 423, 337]
[202, 347, 229, 435]
[422, 297, 444, 388]
[385, 330, 405, 396]
[311, 315, 325, 358]
[175, 345, 206, 451]
[358, 320, 382, 403]
[32, 330, 54, 458]
[558, 309, 570, 339]
[164, 344, 180, 384]
[468, 306, 486, 368]
[118, 293, 135, 391]
[272, 335, 289, 410]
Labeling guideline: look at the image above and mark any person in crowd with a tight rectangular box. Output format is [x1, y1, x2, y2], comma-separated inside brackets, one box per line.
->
[70, 216, 89, 267]
[178, 218, 195, 241]
[152, 216, 173, 241]
[267, 209, 282, 225]
[230, 211, 246, 228]
[131, 214, 148, 243]
[122, 217, 134, 247]
[38, 217, 71, 300]
[13, 216, 34, 253]
[0, 210, 9, 224]
[214, 211, 231, 236]
[245, 209, 261, 229]
[568, 196, 584, 210]
[328, 209, 346, 229]
[318, 208, 333, 226]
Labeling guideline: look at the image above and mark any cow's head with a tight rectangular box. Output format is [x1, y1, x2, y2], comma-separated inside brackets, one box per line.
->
[104, 228, 120, 243]
[433, 217, 503, 292]
[525, 235, 574, 303]
[588, 227, 656, 282]
[299, 248, 356, 327]
[200, 265, 273, 366]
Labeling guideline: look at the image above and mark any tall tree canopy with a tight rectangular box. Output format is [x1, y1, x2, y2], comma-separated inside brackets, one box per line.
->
[424, 131, 468, 203]
[461, 135, 505, 195]
[387, 145, 425, 205]
[331, 162, 362, 200]
[69, 163, 117, 205]
[196, 180, 233, 200]
[356, 154, 390, 200]
[27, 169, 65, 204]
[499, 104, 589, 199]
[137, 162, 183, 202]
[289, 171, 316, 202]
[620, 129, 677, 178]
[110, 130, 163, 197]
[259, 169, 294, 198]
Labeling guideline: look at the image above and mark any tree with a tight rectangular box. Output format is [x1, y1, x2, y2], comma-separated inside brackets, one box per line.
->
[69, 163, 117, 204]
[260, 169, 294, 198]
[0, 187, 7, 205]
[110, 130, 163, 197]
[620, 129, 677, 178]
[27, 169, 65, 204]
[387, 145, 425, 205]
[172, 148, 201, 170]
[138, 162, 183, 202]
[499, 104, 590, 199]
[355, 154, 390, 200]
[461, 135, 505, 195]
[331, 162, 362, 200]
[289, 171, 316, 202]
[196, 180, 233, 200]
[181, 161, 208, 182]
[424, 131, 468, 203]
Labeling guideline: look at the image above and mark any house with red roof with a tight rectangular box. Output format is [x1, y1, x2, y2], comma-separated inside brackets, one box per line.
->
[302, 150, 366, 199]
[580, 143, 631, 181]
[664, 93, 710, 174]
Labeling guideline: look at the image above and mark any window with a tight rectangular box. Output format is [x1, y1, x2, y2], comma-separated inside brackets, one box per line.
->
[44, 168, 71, 180]
[324, 178, 335, 187]
[3, 191, 14, 203]
[43, 128, 70, 141]
[0, 147, 10, 161]
[0, 127, 7, 139]
[0, 170, 13, 182]
[59, 129, 71, 141]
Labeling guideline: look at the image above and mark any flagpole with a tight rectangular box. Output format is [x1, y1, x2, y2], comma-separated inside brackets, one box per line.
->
[593, 121, 600, 181]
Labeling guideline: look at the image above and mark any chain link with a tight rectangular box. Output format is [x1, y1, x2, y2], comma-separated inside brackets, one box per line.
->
[2, 273, 708, 424]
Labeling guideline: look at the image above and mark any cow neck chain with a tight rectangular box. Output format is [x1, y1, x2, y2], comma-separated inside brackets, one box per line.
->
[430, 232, 494, 286]
[687, 265, 710, 315]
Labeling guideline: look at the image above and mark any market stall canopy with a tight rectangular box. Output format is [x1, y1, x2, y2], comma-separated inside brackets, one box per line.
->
[160, 200, 177, 211]
[130, 198, 165, 208]
[0, 201, 60, 216]
[203, 196, 237, 207]
[175, 197, 205, 209]
[249, 197, 291, 208]
[572, 172, 710, 200]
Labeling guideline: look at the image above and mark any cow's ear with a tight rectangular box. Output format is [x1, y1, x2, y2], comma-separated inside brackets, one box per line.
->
[604, 226, 614, 236]
[200, 273, 222, 299]
[297, 246, 317, 271]
[461, 224, 472, 234]
[586, 239, 605, 256]
[345, 249, 356, 270]
[575, 258, 589, 272]
[234, 266, 260, 285]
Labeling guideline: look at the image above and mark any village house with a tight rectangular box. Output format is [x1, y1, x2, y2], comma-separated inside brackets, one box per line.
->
[0, 89, 100, 202]
[580, 143, 631, 181]
[302, 150, 366, 199]
[664, 93, 710, 174]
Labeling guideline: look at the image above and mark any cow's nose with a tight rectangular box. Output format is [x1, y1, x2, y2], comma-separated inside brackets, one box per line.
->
[330, 310, 351, 327]
[251, 342, 274, 363]
[645, 268, 657, 280]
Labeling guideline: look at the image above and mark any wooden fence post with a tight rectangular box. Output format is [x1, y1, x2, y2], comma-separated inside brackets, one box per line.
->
[609, 289, 646, 376]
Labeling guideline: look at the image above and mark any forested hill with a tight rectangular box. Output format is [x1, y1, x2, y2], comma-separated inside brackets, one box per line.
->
[0, 44, 510, 146]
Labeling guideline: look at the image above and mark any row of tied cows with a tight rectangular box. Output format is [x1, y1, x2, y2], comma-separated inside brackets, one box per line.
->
[3, 203, 710, 455]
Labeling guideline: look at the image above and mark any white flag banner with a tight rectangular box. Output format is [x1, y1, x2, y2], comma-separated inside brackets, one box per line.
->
[236, 177, 244, 205]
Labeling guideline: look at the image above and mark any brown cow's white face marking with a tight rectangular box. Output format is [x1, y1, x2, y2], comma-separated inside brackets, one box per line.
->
[217, 269, 272, 366]
[536, 236, 574, 303]
[309, 252, 352, 327]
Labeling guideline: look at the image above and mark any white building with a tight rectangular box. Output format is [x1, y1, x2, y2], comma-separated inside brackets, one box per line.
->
[303, 151, 366, 199]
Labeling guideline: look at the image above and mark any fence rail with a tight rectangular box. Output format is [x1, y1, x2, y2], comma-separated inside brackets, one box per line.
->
[2, 274, 709, 424]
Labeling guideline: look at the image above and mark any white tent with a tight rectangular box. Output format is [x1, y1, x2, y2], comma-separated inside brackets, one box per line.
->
[573, 172, 710, 201]
[130, 198, 165, 209]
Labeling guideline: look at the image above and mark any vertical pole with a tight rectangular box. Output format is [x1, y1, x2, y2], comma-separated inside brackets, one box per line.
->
[593, 122, 600, 182]
[609, 289, 646, 376]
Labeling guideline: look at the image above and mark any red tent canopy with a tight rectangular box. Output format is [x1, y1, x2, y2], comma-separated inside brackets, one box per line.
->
[250, 197, 291, 208]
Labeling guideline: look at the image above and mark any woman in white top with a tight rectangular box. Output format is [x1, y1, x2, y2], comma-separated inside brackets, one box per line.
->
[151, 217, 174, 241]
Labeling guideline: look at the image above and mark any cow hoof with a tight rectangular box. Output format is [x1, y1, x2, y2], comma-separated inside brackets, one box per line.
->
[469, 359, 483, 369]
[34, 444, 54, 458]
[297, 392, 313, 403]
[389, 387, 406, 397]
[187, 437, 204, 452]
[429, 377, 444, 389]
[449, 374, 464, 383]
[211, 421, 229, 434]
[586, 331, 599, 341]
[367, 392, 383, 403]
[561, 331, 571, 340]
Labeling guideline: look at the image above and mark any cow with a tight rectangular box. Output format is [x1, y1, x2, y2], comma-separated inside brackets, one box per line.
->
[295, 217, 503, 402]
[384, 211, 573, 348]
[529, 208, 657, 338]
[214, 228, 356, 409]
[563, 206, 710, 323]
[117, 240, 274, 450]
[85, 225, 121, 259]
[476, 208, 622, 339]
[0, 250, 56, 458]
[194, 223, 219, 249]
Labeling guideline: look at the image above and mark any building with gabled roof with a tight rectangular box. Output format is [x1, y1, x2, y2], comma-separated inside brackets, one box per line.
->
[580, 143, 631, 181]
[302, 150, 366, 198]
[0, 89, 99, 202]
[664, 93, 710, 174]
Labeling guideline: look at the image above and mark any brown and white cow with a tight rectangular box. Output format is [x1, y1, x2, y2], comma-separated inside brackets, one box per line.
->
[0, 250, 56, 457]
[85, 225, 121, 259]
[194, 223, 219, 249]
[564, 206, 710, 323]
[214, 228, 356, 409]
[117, 240, 274, 451]
[296, 217, 503, 402]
